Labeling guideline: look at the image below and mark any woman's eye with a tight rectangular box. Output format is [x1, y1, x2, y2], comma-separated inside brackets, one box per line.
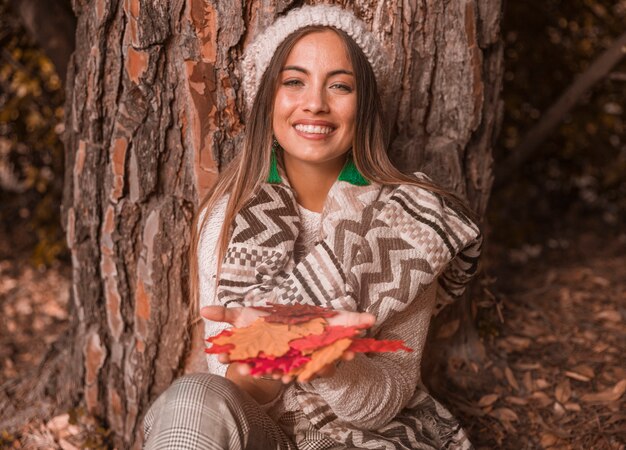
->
[283, 79, 303, 87]
[331, 83, 353, 93]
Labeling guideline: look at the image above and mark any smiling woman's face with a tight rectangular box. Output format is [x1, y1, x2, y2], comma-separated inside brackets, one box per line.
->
[272, 29, 357, 177]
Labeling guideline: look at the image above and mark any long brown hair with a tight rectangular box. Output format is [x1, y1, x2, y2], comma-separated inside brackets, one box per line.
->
[189, 26, 477, 315]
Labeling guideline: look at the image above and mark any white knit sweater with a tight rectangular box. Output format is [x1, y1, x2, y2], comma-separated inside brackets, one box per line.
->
[198, 198, 437, 429]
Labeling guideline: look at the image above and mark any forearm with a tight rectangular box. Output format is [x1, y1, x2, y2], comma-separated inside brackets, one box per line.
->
[309, 284, 436, 429]
[310, 352, 418, 429]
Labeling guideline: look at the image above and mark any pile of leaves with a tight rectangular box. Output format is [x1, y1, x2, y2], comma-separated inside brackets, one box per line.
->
[205, 304, 411, 382]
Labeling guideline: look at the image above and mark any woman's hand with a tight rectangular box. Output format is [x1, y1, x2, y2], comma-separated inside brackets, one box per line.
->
[200, 305, 375, 383]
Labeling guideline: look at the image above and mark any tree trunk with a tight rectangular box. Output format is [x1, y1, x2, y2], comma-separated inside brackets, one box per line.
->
[62, 0, 501, 447]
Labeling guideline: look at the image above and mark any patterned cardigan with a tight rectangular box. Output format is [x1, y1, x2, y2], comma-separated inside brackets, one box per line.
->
[200, 175, 481, 449]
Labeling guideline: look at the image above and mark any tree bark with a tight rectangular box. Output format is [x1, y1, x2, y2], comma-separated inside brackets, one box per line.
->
[60, 0, 502, 447]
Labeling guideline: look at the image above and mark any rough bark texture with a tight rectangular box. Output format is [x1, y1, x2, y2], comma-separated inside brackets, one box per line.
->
[62, 0, 502, 447]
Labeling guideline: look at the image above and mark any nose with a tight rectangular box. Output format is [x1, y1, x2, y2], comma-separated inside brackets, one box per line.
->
[302, 84, 329, 113]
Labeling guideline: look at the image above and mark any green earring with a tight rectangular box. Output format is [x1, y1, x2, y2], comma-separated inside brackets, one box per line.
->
[338, 155, 370, 186]
[267, 139, 283, 184]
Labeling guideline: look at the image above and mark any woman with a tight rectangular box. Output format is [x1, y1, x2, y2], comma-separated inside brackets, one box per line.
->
[144, 5, 481, 449]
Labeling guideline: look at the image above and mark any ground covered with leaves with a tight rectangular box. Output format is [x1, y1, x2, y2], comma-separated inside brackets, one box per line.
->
[441, 216, 626, 450]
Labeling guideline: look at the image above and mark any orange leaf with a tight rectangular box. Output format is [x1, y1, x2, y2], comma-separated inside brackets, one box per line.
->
[297, 338, 352, 382]
[290, 325, 360, 353]
[287, 317, 327, 338]
[212, 318, 303, 360]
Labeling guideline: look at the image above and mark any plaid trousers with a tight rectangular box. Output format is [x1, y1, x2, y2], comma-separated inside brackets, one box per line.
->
[143, 373, 297, 450]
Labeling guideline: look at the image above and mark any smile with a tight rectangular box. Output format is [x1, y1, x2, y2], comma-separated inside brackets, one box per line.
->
[294, 124, 335, 135]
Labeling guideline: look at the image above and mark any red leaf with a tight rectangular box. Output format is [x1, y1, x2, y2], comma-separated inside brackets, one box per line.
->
[347, 338, 412, 353]
[206, 328, 233, 343]
[252, 303, 338, 324]
[204, 343, 235, 354]
[238, 348, 312, 376]
[205, 329, 235, 354]
[289, 326, 360, 353]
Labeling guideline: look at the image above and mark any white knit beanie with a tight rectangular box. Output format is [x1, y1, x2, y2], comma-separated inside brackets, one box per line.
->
[241, 4, 391, 112]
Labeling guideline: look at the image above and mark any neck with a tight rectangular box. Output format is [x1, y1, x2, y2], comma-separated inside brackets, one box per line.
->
[283, 157, 346, 212]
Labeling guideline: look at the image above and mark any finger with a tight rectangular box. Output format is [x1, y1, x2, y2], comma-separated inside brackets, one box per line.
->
[281, 373, 294, 384]
[200, 306, 242, 325]
[217, 353, 231, 364]
[341, 351, 355, 361]
[236, 363, 251, 376]
[326, 311, 376, 328]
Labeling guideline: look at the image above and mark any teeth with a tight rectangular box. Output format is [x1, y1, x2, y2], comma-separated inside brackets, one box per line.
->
[294, 124, 333, 134]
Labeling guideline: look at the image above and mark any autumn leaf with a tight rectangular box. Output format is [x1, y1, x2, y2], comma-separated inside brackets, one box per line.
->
[252, 303, 338, 324]
[347, 338, 413, 353]
[289, 325, 361, 354]
[205, 329, 236, 354]
[297, 338, 353, 382]
[206, 328, 233, 343]
[237, 348, 311, 376]
[580, 379, 626, 403]
[287, 317, 327, 338]
[211, 318, 304, 360]
[204, 343, 235, 354]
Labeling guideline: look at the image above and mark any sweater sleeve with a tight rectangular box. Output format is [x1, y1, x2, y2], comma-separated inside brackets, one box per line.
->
[307, 282, 437, 430]
[197, 196, 230, 377]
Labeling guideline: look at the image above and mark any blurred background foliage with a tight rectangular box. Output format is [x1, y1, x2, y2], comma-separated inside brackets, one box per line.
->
[0, 0, 625, 266]
[0, 0, 67, 267]
[491, 0, 626, 246]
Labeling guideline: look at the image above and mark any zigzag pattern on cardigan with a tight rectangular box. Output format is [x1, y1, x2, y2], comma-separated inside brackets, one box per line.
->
[216, 175, 481, 449]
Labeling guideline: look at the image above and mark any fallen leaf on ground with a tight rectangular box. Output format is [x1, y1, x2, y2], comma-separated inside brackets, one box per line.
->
[530, 391, 552, 407]
[555, 379, 571, 403]
[564, 402, 581, 412]
[505, 396, 528, 406]
[571, 364, 595, 379]
[553, 401, 566, 418]
[540, 432, 560, 447]
[594, 310, 621, 322]
[505, 366, 520, 391]
[581, 379, 626, 403]
[478, 394, 499, 407]
[564, 370, 591, 382]
[489, 407, 519, 422]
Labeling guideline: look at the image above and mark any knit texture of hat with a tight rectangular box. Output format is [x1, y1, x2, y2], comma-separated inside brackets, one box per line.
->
[241, 4, 391, 112]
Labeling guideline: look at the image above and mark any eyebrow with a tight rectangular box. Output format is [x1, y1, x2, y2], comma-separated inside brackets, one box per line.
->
[282, 65, 354, 77]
